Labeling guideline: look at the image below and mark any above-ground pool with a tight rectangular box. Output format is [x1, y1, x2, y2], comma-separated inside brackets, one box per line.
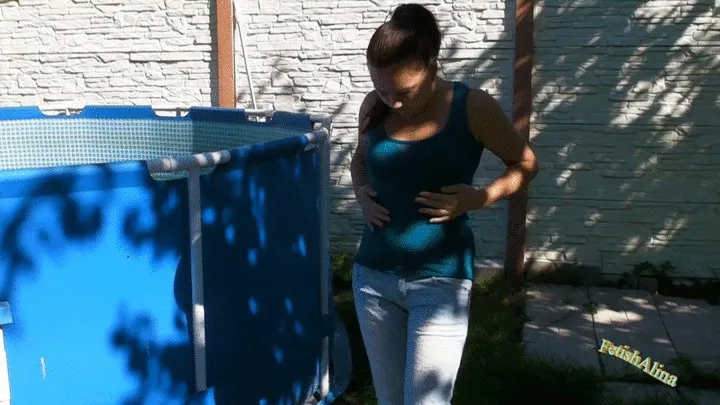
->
[0, 106, 351, 405]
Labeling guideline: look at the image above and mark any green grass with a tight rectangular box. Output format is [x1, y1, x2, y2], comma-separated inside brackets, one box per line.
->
[328, 252, 719, 404]
[330, 253, 606, 405]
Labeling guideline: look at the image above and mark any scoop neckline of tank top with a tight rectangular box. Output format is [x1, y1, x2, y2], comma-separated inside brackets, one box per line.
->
[381, 81, 458, 145]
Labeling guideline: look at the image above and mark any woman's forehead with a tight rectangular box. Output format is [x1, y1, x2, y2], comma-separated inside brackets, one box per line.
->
[369, 64, 426, 91]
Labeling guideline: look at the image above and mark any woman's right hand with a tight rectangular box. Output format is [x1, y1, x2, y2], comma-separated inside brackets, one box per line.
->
[358, 185, 390, 230]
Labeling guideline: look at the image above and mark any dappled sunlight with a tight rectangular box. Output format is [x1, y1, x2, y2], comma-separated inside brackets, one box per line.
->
[526, 0, 720, 278]
[622, 296, 658, 311]
[646, 213, 688, 252]
[522, 283, 720, 383]
[0, 106, 336, 404]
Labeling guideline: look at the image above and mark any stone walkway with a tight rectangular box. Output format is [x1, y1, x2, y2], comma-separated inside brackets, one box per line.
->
[522, 283, 720, 403]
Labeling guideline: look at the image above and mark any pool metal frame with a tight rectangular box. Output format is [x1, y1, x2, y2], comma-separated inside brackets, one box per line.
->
[0, 106, 335, 402]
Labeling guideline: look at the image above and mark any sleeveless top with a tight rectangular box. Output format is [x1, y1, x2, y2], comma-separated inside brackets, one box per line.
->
[354, 81, 484, 281]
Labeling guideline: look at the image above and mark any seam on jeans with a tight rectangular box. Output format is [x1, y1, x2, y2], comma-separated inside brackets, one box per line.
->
[429, 276, 471, 284]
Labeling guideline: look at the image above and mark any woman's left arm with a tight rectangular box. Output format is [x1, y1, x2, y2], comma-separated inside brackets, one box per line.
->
[416, 89, 539, 223]
[466, 88, 539, 210]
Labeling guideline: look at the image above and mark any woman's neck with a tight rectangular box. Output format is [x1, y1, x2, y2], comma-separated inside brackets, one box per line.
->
[393, 77, 449, 123]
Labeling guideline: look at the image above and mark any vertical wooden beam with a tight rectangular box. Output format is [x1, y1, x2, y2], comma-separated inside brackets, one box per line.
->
[505, 0, 534, 282]
[215, 0, 235, 107]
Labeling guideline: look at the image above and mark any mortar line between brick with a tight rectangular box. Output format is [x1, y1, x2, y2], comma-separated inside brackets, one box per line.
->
[531, 196, 720, 206]
[531, 123, 720, 128]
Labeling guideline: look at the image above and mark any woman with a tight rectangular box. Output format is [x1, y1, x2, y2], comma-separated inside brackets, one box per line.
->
[349, 3, 539, 404]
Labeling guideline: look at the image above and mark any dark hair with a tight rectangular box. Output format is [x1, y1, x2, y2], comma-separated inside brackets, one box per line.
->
[359, 3, 442, 134]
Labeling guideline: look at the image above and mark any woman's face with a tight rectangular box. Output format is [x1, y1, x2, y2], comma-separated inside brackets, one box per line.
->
[368, 60, 436, 118]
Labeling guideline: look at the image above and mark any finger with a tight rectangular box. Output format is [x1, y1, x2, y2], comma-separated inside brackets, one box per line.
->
[440, 184, 470, 193]
[418, 191, 446, 199]
[362, 186, 377, 197]
[415, 196, 445, 209]
[370, 217, 385, 228]
[428, 216, 452, 223]
[418, 191, 451, 204]
[369, 202, 390, 215]
[419, 207, 451, 217]
[372, 211, 391, 222]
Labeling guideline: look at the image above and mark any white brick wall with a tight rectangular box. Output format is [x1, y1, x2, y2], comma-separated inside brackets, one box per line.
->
[0, 0, 514, 267]
[529, 0, 720, 279]
[0, 0, 214, 107]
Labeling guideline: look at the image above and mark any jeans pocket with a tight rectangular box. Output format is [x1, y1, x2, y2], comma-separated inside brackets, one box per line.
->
[428, 276, 473, 291]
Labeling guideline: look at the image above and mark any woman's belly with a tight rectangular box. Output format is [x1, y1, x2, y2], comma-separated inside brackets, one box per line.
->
[365, 204, 471, 256]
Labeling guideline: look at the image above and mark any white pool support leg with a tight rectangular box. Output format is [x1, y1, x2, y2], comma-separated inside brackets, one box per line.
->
[0, 330, 9, 405]
[148, 151, 234, 394]
[187, 167, 207, 393]
[0, 301, 12, 405]
[311, 116, 333, 399]
[177, 109, 208, 393]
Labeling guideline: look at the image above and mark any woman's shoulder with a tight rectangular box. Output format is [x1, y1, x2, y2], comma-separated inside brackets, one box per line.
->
[463, 85, 515, 144]
[359, 90, 381, 115]
[358, 90, 389, 135]
[464, 86, 503, 114]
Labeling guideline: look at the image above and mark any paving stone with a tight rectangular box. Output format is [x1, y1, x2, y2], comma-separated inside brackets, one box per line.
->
[523, 284, 599, 370]
[525, 284, 591, 327]
[601, 382, 678, 403]
[678, 388, 720, 405]
[589, 287, 677, 378]
[655, 296, 720, 373]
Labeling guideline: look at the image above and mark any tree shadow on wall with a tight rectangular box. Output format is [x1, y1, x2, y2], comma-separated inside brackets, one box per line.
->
[235, 54, 360, 251]
[0, 127, 328, 404]
[527, 0, 720, 280]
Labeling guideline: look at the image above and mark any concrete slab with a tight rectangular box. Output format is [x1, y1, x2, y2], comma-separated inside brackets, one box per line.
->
[523, 284, 599, 370]
[655, 295, 720, 373]
[589, 287, 677, 378]
[601, 382, 678, 403]
[525, 284, 590, 327]
[678, 388, 720, 405]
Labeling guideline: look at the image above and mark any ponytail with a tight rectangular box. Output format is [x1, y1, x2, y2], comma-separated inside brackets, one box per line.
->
[361, 3, 442, 134]
[359, 97, 391, 135]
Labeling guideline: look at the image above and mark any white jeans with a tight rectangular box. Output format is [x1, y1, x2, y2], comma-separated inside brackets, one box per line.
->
[352, 263, 472, 405]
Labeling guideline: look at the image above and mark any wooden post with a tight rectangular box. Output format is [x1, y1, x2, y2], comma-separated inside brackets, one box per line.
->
[505, 0, 534, 282]
[215, 0, 236, 107]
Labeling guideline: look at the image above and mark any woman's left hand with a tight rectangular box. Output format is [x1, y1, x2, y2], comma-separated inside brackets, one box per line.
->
[415, 184, 487, 223]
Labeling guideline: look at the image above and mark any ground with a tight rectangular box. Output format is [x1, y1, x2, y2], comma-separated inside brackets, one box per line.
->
[328, 252, 720, 405]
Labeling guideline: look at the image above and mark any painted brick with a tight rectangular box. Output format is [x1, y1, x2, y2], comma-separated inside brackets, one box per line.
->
[529, 0, 720, 279]
[0, 0, 212, 108]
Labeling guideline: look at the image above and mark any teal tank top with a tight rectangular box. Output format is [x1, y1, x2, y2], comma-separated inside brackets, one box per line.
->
[354, 81, 484, 281]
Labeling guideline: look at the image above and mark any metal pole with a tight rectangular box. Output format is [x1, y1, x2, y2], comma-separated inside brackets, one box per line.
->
[187, 167, 207, 392]
[311, 116, 332, 399]
[232, 0, 258, 109]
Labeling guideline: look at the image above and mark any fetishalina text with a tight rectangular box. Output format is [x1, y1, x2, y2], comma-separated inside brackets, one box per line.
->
[598, 339, 678, 387]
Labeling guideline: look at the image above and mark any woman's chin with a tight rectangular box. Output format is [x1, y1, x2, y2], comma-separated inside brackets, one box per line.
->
[395, 108, 419, 118]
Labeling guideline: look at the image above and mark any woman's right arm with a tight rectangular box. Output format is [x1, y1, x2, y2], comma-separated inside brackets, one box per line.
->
[350, 92, 374, 200]
[350, 91, 390, 229]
